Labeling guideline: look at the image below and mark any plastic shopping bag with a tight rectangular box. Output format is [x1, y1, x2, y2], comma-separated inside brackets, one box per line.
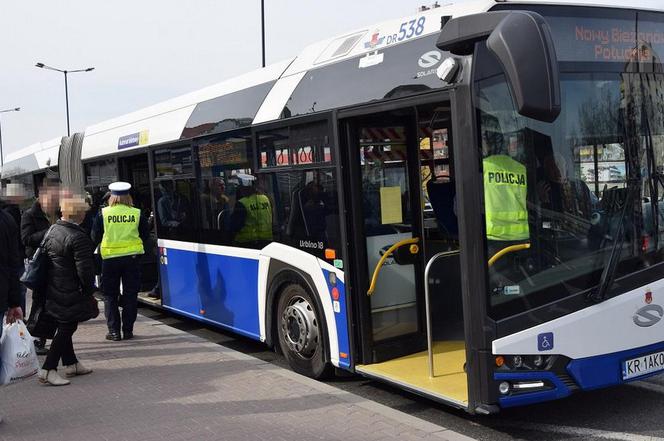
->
[0, 320, 39, 385]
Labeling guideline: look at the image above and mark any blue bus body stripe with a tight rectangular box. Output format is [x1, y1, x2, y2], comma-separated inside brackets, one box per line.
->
[566, 340, 664, 390]
[160, 247, 260, 340]
[161, 305, 261, 340]
[322, 269, 351, 369]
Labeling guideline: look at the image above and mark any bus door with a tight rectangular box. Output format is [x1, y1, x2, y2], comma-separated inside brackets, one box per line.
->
[118, 153, 158, 292]
[344, 104, 468, 409]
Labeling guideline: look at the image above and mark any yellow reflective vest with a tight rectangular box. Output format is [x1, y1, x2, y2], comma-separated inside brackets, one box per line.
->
[483, 154, 530, 241]
[100, 204, 144, 259]
[234, 194, 273, 243]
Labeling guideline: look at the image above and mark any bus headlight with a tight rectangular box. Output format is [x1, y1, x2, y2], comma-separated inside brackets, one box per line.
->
[533, 355, 544, 368]
[499, 381, 510, 395]
[496, 354, 556, 370]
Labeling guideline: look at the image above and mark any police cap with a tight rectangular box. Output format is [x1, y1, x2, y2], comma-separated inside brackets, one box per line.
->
[109, 181, 132, 196]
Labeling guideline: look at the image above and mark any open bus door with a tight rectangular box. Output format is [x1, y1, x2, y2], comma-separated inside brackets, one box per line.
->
[342, 102, 468, 409]
[118, 153, 158, 294]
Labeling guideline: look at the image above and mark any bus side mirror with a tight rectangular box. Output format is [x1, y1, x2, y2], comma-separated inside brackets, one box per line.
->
[486, 12, 561, 123]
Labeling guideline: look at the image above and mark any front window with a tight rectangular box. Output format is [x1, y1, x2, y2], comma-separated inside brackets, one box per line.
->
[476, 6, 664, 318]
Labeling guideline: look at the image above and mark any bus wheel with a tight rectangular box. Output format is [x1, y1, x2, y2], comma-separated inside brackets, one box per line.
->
[277, 283, 331, 379]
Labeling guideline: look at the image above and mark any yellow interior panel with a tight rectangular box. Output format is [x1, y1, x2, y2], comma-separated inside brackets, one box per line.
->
[357, 341, 467, 405]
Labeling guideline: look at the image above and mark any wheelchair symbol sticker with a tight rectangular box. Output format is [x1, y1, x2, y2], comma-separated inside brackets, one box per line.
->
[537, 332, 554, 351]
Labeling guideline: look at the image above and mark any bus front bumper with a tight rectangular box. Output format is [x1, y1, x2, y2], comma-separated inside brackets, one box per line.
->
[494, 340, 664, 408]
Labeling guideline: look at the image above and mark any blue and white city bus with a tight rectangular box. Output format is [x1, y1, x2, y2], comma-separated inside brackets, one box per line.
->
[3, 0, 664, 414]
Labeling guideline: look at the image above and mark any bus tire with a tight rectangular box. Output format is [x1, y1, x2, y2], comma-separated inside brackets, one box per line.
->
[276, 283, 332, 379]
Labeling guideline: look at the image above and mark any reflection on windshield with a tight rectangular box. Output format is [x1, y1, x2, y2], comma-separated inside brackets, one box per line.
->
[475, 39, 664, 318]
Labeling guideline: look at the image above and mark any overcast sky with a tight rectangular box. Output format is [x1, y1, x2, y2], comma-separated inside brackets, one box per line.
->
[0, 0, 437, 157]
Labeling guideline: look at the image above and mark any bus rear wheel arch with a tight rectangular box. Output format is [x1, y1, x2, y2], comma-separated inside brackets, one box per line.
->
[276, 282, 333, 379]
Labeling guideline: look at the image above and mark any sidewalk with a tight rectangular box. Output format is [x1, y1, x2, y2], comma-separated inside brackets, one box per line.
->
[1, 305, 475, 441]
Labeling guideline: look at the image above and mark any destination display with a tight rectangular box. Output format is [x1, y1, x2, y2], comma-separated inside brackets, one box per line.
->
[198, 139, 248, 168]
[492, 6, 664, 65]
[547, 15, 664, 63]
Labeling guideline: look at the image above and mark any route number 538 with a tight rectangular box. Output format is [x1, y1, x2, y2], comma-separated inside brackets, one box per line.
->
[398, 17, 426, 42]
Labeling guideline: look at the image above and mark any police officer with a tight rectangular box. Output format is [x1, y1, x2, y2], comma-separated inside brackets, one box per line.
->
[92, 182, 150, 341]
[482, 131, 529, 249]
[230, 182, 273, 246]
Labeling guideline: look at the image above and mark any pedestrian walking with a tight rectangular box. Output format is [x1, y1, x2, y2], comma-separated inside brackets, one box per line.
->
[21, 178, 60, 354]
[0, 191, 25, 420]
[38, 194, 97, 386]
[92, 182, 150, 341]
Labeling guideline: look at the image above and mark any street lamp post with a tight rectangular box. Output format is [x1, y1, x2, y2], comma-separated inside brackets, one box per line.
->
[35, 63, 94, 136]
[0, 107, 20, 168]
[261, 0, 266, 67]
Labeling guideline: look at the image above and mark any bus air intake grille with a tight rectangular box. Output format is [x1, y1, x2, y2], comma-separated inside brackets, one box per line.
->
[557, 373, 579, 392]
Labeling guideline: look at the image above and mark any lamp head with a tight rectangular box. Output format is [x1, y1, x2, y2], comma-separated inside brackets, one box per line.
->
[85, 67, 95, 72]
[35, 62, 45, 68]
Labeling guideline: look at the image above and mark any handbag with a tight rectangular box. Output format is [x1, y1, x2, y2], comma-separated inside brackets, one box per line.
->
[88, 295, 100, 320]
[20, 225, 55, 291]
[25, 302, 57, 339]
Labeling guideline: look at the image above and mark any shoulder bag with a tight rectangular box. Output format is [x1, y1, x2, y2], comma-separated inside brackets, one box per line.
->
[20, 225, 55, 291]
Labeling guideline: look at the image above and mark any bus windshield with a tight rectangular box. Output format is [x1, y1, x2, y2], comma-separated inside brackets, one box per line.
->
[475, 6, 664, 319]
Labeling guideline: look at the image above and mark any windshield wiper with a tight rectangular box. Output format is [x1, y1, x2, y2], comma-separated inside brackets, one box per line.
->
[643, 106, 664, 250]
[588, 183, 638, 304]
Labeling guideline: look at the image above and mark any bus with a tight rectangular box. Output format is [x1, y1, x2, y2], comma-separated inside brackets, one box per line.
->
[3, 0, 664, 414]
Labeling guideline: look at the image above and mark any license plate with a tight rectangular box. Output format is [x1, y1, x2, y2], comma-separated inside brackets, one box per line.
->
[622, 350, 664, 380]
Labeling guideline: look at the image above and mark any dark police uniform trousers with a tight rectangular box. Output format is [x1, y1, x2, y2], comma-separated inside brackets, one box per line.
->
[102, 255, 141, 335]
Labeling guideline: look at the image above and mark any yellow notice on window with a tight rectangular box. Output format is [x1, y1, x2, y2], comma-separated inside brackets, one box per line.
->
[380, 186, 402, 224]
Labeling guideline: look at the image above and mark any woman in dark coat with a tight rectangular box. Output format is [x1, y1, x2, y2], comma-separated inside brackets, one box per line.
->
[38, 195, 97, 386]
[22, 178, 60, 354]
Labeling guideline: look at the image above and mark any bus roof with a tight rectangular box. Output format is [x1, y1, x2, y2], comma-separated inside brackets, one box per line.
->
[2, 137, 61, 178]
[4, 0, 663, 175]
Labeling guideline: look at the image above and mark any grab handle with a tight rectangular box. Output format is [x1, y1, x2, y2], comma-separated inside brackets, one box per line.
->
[367, 237, 420, 296]
[488, 243, 530, 267]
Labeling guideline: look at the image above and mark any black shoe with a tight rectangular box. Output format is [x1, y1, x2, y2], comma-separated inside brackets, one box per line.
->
[123, 331, 133, 340]
[35, 346, 49, 356]
[147, 291, 160, 299]
[105, 332, 121, 341]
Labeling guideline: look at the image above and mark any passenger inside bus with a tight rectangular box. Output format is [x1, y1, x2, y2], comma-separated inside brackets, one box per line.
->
[286, 178, 331, 242]
[229, 182, 273, 248]
[482, 129, 530, 256]
[156, 180, 190, 231]
[199, 177, 229, 230]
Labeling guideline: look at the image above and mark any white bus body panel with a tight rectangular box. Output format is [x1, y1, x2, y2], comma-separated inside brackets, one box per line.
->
[80, 59, 293, 160]
[253, 71, 308, 125]
[259, 242, 342, 368]
[492, 281, 664, 358]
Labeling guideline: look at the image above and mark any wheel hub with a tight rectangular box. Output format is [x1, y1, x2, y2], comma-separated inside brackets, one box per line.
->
[281, 296, 319, 358]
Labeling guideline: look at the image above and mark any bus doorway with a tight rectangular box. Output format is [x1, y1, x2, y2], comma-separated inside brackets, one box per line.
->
[118, 153, 158, 293]
[343, 103, 467, 408]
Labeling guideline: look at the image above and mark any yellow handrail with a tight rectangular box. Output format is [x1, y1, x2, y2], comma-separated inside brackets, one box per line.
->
[488, 243, 531, 267]
[367, 237, 420, 296]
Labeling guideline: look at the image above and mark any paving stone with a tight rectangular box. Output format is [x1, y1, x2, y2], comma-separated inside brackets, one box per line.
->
[0, 301, 474, 441]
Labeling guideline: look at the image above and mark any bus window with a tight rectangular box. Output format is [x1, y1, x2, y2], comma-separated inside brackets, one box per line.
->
[152, 145, 198, 242]
[418, 104, 457, 246]
[154, 179, 198, 243]
[85, 158, 117, 188]
[154, 145, 193, 177]
[255, 120, 339, 257]
[259, 169, 340, 258]
[259, 121, 331, 168]
[474, 39, 664, 319]
[196, 132, 253, 245]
